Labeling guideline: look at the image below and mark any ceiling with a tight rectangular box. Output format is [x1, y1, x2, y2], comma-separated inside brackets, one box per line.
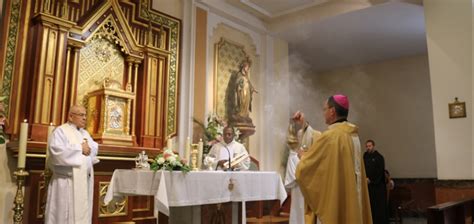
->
[226, 0, 427, 72]
[237, 0, 328, 18]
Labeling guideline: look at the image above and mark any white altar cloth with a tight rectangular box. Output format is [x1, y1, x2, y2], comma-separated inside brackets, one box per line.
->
[104, 169, 287, 220]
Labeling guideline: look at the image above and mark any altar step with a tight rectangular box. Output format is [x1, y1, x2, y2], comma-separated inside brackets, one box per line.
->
[247, 214, 289, 224]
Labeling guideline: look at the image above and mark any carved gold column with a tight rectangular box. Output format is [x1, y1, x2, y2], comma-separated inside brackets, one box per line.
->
[132, 63, 139, 137]
[61, 46, 72, 121]
[140, 53, 166, 148]
[127, 61, 133, 91]
[124, 58, 141, 145]
[29, 13, 75, 141]
[70, 47, 81, 106]
[60, 45, 81, 123]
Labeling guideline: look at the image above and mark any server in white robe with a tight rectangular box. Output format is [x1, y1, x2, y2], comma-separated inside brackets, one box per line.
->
[205, 126, 250, 171]
[45, 105, 99, 224]
[285, 111, 320, 224]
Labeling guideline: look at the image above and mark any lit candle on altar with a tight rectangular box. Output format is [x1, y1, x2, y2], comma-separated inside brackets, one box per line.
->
[197, 139, 203, 169]
[46, 123, 55, 158]
[18, 119, 28, 168]
[185, 137, 191, 165]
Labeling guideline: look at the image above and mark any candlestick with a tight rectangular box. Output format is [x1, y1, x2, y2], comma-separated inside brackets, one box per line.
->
[191, 146, 199, 171]
[185, 137, 191, 165]
[17, 120, 28, 168]
[197, 139, 203, 169]
[12, 168, 29, 224]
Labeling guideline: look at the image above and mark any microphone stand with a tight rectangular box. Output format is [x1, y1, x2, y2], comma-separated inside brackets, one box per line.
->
[222, 143, 233, 171]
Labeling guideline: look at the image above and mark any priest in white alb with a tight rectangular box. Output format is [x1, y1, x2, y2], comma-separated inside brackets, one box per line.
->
[285, 111, 321, 224]
[45, 105, 99, 224]
[205, 126, 250, 171]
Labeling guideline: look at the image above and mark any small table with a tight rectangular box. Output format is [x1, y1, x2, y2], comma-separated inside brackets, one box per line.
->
[104, 169, 287, 224]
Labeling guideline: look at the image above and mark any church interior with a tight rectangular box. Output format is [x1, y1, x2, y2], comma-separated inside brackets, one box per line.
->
[0, 0, 472, 223]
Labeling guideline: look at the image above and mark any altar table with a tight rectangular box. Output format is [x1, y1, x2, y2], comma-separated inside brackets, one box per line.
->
[104, 169, 287, 223]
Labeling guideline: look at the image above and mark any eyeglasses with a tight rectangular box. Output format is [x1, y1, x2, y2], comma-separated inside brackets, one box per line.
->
[323, 106, 334, 112]
[71, 112, 87, 117]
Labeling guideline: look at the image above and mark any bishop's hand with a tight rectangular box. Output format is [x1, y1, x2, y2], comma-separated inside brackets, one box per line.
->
[292, 111, 306, 128]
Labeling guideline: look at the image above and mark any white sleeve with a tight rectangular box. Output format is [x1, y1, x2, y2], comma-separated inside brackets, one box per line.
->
[234, 144, 250, 171]
[48, 128, 84, 167]
[206, 144, 220, 170]
[285, 153, 299, 188]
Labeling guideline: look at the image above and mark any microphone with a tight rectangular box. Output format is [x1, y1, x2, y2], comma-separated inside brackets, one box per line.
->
[221, 143, 232, 171]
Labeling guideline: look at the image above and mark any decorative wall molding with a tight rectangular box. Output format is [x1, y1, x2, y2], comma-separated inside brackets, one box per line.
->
[140, 2, 181, 137]
[1, 0, 22, 117]
[208, 12, 261, 55]
[98, 182, 128, 217]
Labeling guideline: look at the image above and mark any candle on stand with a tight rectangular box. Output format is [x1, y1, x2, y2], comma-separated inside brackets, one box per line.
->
[185, 137, 191, 165]
[197, 139, 203, 169]
[18, 119, 28, 168]
[46, 123, 55, 159]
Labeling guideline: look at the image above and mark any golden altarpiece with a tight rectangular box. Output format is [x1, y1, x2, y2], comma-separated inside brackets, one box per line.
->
[1, 0, 180, 223]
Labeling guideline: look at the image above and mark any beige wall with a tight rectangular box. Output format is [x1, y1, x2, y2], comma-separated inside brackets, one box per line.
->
[152, 0, 183, 19]
[260, 37, 291, 174]
[424, 0, 473, 179]
[193, 7, 207, 142]
[290, 54, 437, 178]
[472, 0, 474, 177]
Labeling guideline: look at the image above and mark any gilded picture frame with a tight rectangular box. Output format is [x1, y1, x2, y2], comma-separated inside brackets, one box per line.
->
[449, 98, 466, 119]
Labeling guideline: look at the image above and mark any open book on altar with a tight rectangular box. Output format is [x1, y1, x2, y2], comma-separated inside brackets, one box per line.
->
[223, 153, 249, 169]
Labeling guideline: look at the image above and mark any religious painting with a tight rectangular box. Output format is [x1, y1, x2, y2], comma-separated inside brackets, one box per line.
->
[106, 98, 126, 131]
[214, 38, 249, 119]
[449, 97, 466, 118]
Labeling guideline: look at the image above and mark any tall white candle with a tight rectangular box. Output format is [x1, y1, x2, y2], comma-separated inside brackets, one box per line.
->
[18, 119, 28, 168]
[197, 139, 203, 169]
[184, 137, 191, 165]
[46, 123, 54, 159]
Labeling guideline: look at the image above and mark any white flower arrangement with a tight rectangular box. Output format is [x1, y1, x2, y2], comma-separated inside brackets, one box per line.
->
[151, 149, 191, 172]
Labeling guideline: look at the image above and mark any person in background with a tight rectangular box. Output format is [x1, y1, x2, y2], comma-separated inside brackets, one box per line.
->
[205, 126, 250, 171]
[45, 105, 99, 224]
[364, 139, 389, 224]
